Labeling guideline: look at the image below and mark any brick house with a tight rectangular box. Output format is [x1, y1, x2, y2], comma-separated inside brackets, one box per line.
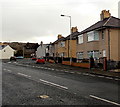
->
[76, 10, 120, 67]
[52, 27, 79, 58]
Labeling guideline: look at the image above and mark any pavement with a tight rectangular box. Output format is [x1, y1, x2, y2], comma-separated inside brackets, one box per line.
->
[5, 58, 120, 79]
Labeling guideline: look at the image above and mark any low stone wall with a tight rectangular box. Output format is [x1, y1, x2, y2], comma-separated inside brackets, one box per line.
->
[62, 61, 71, 65]
[62, 61, 90, 68]
[49, 59, 55, 63]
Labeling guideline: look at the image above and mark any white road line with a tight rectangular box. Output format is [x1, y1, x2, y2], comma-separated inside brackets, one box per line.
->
[17, 73, 31, 77]
[8, 62, 11, 63]
[77, 72, 81, 74]
[105, 77, 113, 80]
[65, 71, 69, 73]
[83, 73, 89, 76]
[39, 79, 68, 90]
[97, 75, 104, 78]
[115, 78, 120, 81]
[90, 95, 120, 106]
[89, 74, 95, 77]
[7, 70, 11, 72]
[70, 72, 74, 74]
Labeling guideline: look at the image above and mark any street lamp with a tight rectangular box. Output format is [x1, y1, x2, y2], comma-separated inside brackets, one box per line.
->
[61, 14, 72, 65]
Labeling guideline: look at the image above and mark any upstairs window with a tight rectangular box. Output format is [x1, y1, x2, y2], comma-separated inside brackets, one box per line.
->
[78, 34, 83, 44]
[87, 31, 99, 42]
[59, 41, 65, 47]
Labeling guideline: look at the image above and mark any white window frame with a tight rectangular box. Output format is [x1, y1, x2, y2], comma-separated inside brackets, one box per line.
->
[103, 50, 106, 57]
[87, 50, 99, 59]
[87, 31, 99, 42]
[78, 34, 83, 44]
[77, 52, 84, 59]
[59, 41, 65, 47]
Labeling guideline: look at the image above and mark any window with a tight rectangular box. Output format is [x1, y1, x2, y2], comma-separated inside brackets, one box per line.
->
[103, 50, 106, 57]
[77, 52, 83, 59]
[59, 41, 65, 47]
[78, 34, 83, 44]
[87, 50, 99, 59]
[87, 31, 99, 41]
[59, 52, 65, 57]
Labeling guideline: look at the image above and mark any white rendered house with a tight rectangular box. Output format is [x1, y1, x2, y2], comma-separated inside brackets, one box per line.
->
[0, 45, 16, 59]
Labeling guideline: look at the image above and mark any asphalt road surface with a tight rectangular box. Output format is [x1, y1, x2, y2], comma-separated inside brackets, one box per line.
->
[2, 61, 120, 106]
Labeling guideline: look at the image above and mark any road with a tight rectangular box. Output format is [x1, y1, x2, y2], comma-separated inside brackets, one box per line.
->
[2, 61, 120, 106]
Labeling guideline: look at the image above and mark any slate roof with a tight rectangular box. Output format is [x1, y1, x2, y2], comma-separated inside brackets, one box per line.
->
[52, 16, 120, 44]
[79, 16, 120, 35]
[53, 37, 66, 44]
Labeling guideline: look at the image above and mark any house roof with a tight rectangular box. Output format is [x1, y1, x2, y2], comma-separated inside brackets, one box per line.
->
[78, 16, 120, 35]
[53, 37, 66, 44]
[66, 31, 79, 40]
[52, 16, 120, 44]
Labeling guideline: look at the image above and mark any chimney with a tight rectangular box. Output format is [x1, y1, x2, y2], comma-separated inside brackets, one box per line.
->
[58, 34, 63, 39]
[40, 41, 43, 47]
[71, 27, 78, 33]
[100, 10, 111, 20]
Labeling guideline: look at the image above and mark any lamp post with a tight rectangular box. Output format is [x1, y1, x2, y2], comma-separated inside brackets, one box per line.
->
[61, 14, 72, 65]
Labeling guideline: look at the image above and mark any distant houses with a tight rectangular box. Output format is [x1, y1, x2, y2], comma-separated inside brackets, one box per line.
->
[36, 41, 48, 58]
[0, 45, 16, 59]
[1, 42, 39, 58]
[41, 10, 120, 69]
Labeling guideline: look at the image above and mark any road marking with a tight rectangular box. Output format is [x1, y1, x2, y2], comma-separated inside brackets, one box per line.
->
[89, 74, 95, 77]
[105, 77, 113, 80]
[18, 73, 31, 77]
[77, 72, 81, 74]
[39, 79, 68, 90]
[90, 95, 120, 106]
[3, 69, 7, 71]
[83, 73, 89, 75]
[115, 78, 120, 81]
[7, 69, 11, 72]
[65, 71, 69, 73]
[70, 72, 74, 74]
[97, 75, 104, 78]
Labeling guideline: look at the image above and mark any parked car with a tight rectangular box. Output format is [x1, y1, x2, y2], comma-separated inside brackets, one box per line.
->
[16, 56, 24, 59]
[10, 56, 16, 61]
[36, 57, 45, 64]
[32, 57, 37, 60]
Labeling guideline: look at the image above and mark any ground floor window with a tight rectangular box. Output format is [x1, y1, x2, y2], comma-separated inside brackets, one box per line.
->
[77, 52, 84, 59]
[87, 50, 99, 59]
[59, 52, 65, 57]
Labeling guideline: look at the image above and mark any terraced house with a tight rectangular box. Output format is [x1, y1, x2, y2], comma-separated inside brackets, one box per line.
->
[76, 10, 120, 67]
[53, 27, 79, 58]
[48, 10, 120, 69]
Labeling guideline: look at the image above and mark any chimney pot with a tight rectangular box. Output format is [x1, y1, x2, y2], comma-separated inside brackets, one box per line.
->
[100, 10, 111, 20]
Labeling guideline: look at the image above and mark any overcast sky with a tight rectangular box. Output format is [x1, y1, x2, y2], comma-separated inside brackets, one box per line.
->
[0, 0, 119, 44]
